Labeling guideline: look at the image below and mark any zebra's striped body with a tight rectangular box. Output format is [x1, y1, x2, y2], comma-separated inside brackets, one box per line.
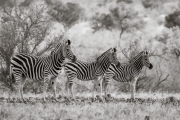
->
[11, 54, 61, 80]
[103, 50, 153, 99]
[65, 61, 97, 80]
[10, 40, 76, 101]
[64, 48, 120, 98]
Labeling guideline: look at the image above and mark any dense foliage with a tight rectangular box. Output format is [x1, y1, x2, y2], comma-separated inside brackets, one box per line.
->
[1, 0, 180, 94]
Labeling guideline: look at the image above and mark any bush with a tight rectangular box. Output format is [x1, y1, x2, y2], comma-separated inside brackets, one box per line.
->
[116, 0, 132, 4]
[165, 10, 180, 28]
[142, 0, 162, 9]
[48, 1, 84, 29]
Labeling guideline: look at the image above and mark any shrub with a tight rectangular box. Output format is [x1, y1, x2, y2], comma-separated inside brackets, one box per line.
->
[165, 10, 180, 28]
[116, 0, 132, 4]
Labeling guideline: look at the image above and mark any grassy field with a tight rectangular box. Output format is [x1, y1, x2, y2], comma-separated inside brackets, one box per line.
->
[0, 92, 180, 120]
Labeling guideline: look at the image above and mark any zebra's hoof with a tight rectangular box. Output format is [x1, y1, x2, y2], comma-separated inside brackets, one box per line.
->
[107, 94, 111, 98]
[99, 97, 105, 103]
[54, 99, 59, 102]
[43, 99, 47, 103]
[144, 116, 150, 120]
[57, 95, 62, 99]
[71, 98, 75, 101]
[130, 98, 135, 102]
[126, 98, 135, 103]
[92, 98, 96, 102]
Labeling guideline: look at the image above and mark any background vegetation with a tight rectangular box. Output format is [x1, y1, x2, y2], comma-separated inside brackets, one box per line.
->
[0, 0, 180, 96]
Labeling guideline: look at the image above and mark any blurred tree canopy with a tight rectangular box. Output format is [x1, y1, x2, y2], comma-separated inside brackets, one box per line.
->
[90, 2, 145, 47]
[1, 0, 180, 93]
[142, 0, 160, 9]
[0, 1, 85, 91]
[48, 1, 84, 31]
[89, 1, 172, 93]
[116, 0, 132, 4]
[165, 10, 180, 28]
[0, 4, 55, 90]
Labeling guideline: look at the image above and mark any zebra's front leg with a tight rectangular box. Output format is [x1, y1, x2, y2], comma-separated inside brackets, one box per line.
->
[52, 77, 58, 101]
[43, 76, 50, 102]
[129, 77, 137, 100]
[104, 80, 109, 97]
[92, 80, 97, 100]
[65, 80, 70, 97]
[65, 74, 75, 99]
[103, 73, 114, 97]
[92, 79, 101, 101]
[99, 77, 103, 100]
[130, 83, 134, 100]
[69, 81, 74, 99]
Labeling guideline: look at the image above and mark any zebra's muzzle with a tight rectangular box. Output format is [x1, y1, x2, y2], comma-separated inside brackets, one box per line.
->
[72, 55, 77, 62]
[116, 62, 121, 68]
[149, 63, 153, 69]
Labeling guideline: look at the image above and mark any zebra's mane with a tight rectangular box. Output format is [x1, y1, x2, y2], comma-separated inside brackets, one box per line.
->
[129, 51, 143, 64]
[96, 48, 112, 61]
[51, 43, 62, 55]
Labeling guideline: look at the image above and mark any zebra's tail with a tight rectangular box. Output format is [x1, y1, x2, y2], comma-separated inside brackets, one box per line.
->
[8, 64, 16, 91]
[9, 64, 15, 84]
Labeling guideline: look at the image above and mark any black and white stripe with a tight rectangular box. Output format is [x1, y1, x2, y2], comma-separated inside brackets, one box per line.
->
[103, 50, 153, 99]
[10, 39, 77, 101]
[64, 48, 120, 98]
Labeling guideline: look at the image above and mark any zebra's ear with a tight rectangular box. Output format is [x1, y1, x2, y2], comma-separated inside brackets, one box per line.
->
[143, 50, 150, 55]
[112, 47, 117, 53]
[65, 39, 71, 45]
[146, 50, 150, 55]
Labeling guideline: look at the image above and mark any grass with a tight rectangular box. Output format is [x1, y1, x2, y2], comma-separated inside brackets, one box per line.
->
[0, 92, 180, 120]
[0, 100, 180, 120]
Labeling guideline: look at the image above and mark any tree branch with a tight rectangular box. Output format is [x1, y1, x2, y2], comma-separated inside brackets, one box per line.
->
[153, 74, 169, 92]
[121, 49, 130, 60]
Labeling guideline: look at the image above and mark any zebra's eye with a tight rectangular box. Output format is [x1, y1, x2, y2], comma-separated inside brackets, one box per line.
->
[66, 47, 70, 50]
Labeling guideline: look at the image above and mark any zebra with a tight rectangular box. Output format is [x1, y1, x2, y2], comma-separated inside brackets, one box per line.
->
[102, 50, 153, 99]
[64, 48, 120, 99]
[10, 39, 77, 101]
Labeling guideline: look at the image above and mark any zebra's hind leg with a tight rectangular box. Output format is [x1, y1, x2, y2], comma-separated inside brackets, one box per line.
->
[19, 76, 26, 102]
[13, 73, 26, 102]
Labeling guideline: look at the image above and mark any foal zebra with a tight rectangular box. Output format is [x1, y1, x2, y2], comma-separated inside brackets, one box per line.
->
[64, 48, 120, 99]
[10, 39, 77, 101]
[103, 50, 153, 99]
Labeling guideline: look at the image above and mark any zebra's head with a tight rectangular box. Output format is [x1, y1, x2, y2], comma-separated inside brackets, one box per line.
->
[142, 50, 153, 69]
[63, 39, 77, 62]
[96, 47, 120, 68]
[108, 48, 121, 67]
